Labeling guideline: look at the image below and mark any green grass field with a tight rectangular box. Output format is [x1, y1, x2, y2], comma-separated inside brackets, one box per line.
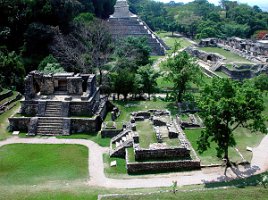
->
[0, 144, 88, 185]
[101, 186, 268, 200]
[136, 121, 157, 148]
[198, 47, 252, 64]
[184, 127, 265, 165]
[156, 31, 192, 51]
[103, 154, 127, 177]
[0, 101, 20, 140]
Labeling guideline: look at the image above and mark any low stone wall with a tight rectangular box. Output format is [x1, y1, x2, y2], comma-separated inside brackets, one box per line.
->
[127, 160, 201, 173]
[101, 129, 123, 138]
[0, 90, 13, 102]
[126, 149, 200, 173]
[135, 147, 190, 161]
[70, 117, 101, 133]
[220, 66, 252, 80]
[8, 117, 31, 132]
[20, 100, 38, 116]
[69, 101, 93, 116]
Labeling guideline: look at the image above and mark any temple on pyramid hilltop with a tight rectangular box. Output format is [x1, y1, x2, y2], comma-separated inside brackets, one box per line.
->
[107, 0, 168, 56]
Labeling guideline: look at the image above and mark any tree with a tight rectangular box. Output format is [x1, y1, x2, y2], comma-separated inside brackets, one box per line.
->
[114, 37, 151, 72]
[163, 49, 201, 103]
[0, 50, 25, 90]
[50, 18, 113, 81]
[110, 69, 135, 100]
[252, 74, 268, 92]
[197, 78, 266, 171]
[135, 65, 159, 100]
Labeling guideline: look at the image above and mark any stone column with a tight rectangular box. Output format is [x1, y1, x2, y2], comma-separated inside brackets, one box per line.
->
[40, 75, 54, 95]
[67, 77, 83, 95]
[24, 75, 35, 100]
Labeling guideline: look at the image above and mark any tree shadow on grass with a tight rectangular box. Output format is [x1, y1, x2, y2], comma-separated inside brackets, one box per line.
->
[201, 165, 262, 188]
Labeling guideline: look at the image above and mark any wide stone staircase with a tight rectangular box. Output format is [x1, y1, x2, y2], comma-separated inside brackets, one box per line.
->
[44, 101, 62, 117]
[36, 117, 64, 135]
[36, 101, 64, 135]
[110, 130, 134, 157]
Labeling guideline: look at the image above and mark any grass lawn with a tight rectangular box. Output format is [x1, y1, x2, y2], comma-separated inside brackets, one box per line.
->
[57, 132, 110, 147]
[103, 153, 127, 177]
[156, 31, 192, 51]
[0, 101, 20, 140]
[127, 147, 135, 162]
[101, 186, 268, 200]
[136, 121, 157, 148]
[184, 127, 265, 165]
[198, 47, 252, 64]
[0, 144, 88, 185]
[156, 76, 174, 91]
[184, 128, 222, 165]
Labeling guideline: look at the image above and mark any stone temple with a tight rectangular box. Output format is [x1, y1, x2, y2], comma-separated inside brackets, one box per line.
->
[107, 0, 168, 56]
[9, 71, 110, 136]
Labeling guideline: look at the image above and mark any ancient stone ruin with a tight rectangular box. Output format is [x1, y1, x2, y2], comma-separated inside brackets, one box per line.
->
[199, 37, 268, 63]
[107, 0, 168, 56]
[9, 71, 110, 136]
[105, 110, 201, 174]
[187, 38, 268, 80]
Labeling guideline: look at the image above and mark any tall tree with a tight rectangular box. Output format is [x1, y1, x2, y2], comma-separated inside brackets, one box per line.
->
[197, 78, 266, 171]
[110, 69, 135, 100]
[114, 36, 151, 72]
[135, 65, 159, 100]
[163, 49, 201, 103]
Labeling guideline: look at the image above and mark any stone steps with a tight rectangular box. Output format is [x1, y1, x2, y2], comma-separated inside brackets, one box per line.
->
[36, 118, 64, 135]
[44, 102, 63, 117]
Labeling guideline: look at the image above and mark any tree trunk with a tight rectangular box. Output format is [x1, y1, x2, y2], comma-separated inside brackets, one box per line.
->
[177, 90, 183, 103]
[99, 68, 102, 85]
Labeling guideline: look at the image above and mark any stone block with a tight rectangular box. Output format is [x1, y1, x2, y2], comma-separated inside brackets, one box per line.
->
[67, 77, 83, 95]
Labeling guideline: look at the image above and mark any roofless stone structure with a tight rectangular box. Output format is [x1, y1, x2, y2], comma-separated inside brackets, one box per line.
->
[9, 71, 112, 136]
[107, 0, 168, 56]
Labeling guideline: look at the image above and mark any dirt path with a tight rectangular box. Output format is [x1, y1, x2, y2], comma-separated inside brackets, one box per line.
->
[1, 135, 268, 189]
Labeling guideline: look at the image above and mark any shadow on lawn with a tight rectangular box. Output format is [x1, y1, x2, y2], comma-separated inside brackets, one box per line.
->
[201, 165, 262, 188]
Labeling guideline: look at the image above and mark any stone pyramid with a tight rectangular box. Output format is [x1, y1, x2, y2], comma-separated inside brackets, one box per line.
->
[107, 0, 168, 56]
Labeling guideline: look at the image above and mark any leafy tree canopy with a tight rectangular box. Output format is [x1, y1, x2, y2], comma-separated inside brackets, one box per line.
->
[197, 78, 266, 167]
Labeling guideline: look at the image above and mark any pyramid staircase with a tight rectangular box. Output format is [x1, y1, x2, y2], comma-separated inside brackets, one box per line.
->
[107, 0, 167, 56]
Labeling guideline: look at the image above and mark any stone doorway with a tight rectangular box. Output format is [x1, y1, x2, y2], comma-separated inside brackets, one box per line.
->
[57, 80, 67, 91]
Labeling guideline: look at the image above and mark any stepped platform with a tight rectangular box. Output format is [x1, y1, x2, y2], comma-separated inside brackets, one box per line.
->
[107, 0, 168, 56]
[9, 72, 112, 136]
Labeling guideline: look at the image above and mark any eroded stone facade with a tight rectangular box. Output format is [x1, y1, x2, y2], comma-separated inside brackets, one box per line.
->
[9, 71, 110, 136]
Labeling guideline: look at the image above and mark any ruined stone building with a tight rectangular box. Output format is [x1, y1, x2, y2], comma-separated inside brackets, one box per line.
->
[107, 0, 168, 56]
[9, 71, 110, 136]
[102, 110, 201, 173]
